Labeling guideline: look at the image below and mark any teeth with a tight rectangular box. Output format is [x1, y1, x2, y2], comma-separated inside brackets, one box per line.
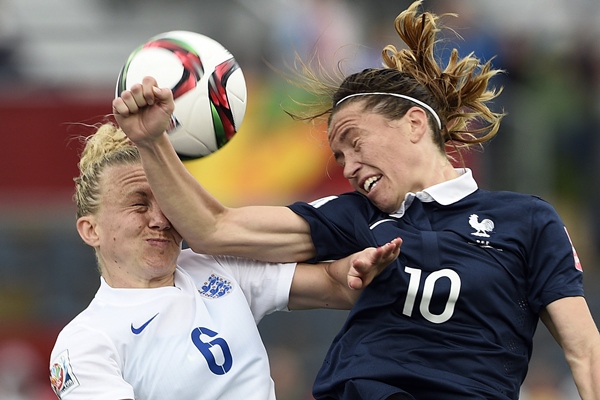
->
[363, 176, 380, 193]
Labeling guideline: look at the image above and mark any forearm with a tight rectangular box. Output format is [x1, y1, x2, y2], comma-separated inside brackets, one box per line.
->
[136, 133, 316, 261]
[544, 297, 600, 399]
[570, 346, 600, 399]
[288, 260, 357, 311]
[288, 239, 401, 310]
[136, 132, 226, 249]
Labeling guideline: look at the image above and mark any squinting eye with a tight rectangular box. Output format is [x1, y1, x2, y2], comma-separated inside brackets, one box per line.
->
[332, 153, 343, 165]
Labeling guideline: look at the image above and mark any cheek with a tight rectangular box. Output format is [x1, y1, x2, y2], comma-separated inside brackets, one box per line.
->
[101, 220, 128, 242]
[376, 140, 410, 167]
[363, 143, 392, 165]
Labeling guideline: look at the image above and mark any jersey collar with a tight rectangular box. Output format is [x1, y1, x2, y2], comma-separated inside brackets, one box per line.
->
[390, 168, 477, 218]
[96, 268, 187, 303]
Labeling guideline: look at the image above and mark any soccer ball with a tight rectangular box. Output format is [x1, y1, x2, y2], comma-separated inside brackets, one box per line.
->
[116, 30, 247, 160]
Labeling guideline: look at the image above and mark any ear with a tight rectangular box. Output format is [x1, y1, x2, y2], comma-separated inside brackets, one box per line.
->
[76, 215, 100, 247]
[405, 106, 429, 143]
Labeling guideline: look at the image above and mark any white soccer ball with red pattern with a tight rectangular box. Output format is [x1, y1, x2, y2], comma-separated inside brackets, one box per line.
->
[116, 30, 247, 159]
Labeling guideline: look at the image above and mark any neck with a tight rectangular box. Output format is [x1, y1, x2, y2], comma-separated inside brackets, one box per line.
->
[413, 155, 459, 192]
[101, 267, 176, 288]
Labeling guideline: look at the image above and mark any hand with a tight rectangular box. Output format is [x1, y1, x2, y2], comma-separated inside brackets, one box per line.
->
[347, 237, 402, 290]
[112, 76, 175, 146]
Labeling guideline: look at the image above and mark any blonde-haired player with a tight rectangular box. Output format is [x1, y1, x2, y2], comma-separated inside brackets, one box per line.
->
[49, 123, 401, 399]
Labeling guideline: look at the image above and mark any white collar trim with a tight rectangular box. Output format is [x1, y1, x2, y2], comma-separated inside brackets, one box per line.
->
[390, 168, 477, 218]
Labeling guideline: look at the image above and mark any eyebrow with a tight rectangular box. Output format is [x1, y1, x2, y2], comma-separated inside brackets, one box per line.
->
[125, 189, 150, 200]
[330, 127, 349, 148]
[337, 130, 349, 145]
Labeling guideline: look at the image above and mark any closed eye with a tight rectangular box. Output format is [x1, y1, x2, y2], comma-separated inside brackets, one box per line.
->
[133, 204, 149, 213]
[333, 151, 344, 166]
[129, 190, 151, 209]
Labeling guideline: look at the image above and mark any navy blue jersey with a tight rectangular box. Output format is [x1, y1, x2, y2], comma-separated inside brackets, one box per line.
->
[288, 181, 584, 400]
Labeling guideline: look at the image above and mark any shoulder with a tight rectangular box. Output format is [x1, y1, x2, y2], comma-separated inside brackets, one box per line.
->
[472, 188, 541, 202]
[471, 189, 560, 216]
[466, 190, 568, 253]
[453, 190, 565, 242]
[177, 247, 215, 264]
[177, 248, 274, 271]
[176, 249, 235, 288]
[177, 249, 294, 288]
[313, 191, 371, 208]
[290, 191, 370, 209]
[52, 305, 114, 350]
[474, 188, 548, 202]
[177, 248, 280, 272]
[288, 191, 378, 222]
[51, 310, 117, 378]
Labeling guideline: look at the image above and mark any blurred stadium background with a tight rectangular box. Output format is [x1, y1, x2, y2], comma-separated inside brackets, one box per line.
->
[0, 0, 599, 398]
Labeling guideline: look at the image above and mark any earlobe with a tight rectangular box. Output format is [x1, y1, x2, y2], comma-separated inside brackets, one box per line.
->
[76, 216, 100, 247]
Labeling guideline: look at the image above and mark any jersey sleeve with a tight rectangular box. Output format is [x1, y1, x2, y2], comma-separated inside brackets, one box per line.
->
[50, 325, 134, 400]
[211, 254, 297, 324]
[525, 197, 585, 313]
[288, 193, 376, 262]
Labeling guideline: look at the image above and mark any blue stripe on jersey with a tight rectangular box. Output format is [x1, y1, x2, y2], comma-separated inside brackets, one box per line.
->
[288, 189, 584, 400]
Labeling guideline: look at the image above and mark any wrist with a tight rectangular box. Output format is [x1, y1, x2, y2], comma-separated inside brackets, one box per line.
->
[132, 130, 170, 150]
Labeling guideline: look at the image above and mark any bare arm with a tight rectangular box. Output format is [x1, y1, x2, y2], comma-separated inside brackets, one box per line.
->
[112, 77, 316, 262]
[288, 237, 402, 310]
[540, 296, 600, 399]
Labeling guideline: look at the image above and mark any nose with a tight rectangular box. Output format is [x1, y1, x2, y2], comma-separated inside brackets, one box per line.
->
[342, 155, 361, 180]
[149, 207, 171, 230]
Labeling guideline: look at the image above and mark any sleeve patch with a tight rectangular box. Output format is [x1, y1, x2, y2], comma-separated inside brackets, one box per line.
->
[564, 227, 583, 271]
[50, 349, 80, 398]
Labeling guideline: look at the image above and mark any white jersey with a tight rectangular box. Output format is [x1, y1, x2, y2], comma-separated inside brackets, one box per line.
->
[49, 249, 296, 400]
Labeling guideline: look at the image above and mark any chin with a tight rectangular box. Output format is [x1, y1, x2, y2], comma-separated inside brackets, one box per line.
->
[370, 199, 394, 214]
[365, 188, 398, 213]
[379, 196, 403, 214]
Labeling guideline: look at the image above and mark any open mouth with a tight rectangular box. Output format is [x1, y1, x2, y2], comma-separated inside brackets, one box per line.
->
[363, 175, 382, 193]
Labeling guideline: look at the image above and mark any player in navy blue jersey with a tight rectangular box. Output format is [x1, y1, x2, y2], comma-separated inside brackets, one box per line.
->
[113, 1, 600, 399]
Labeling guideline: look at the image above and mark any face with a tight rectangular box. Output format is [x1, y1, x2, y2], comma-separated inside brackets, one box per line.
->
[80, 163, 183, 287]
[328, 101, 423, 213]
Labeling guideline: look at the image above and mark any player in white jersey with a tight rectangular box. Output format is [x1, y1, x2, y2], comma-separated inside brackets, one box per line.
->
[50, 252, 291, 399]
[49, 123, 401, 400]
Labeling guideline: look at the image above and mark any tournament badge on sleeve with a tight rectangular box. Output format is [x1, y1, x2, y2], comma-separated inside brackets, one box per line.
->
[50, 350, 80, 398]
[564, 227, 583, 271]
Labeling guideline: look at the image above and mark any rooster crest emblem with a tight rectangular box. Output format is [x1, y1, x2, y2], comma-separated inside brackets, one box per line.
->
[469, 214, 494, 237]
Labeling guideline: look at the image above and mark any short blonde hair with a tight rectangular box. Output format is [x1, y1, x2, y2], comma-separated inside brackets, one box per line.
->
[74, 123, 140, 219]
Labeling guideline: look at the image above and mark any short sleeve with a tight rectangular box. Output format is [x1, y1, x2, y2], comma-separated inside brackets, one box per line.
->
[50, 325, 134, 400]
[226, 256, 296, 322]
[288, 192, 376, 261]
[525, 197, 585, 313]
